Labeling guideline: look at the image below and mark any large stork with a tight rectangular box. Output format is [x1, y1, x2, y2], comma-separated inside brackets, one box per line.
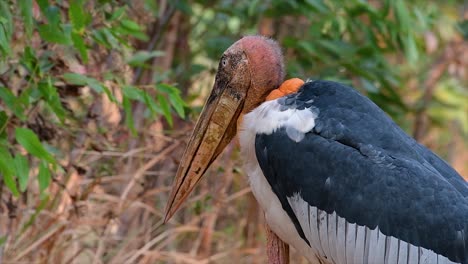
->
[164, 36, 468, 264]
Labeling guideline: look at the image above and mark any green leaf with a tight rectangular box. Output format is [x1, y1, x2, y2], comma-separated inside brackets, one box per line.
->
[115, 19, 148, 41]
[0, 87, 26, 119]
[156, 83, 185, 119]
[20, 46, 38, 75]
[0, 147, 19, 196]
[157, 83, 179, 94]
[43, 5, 61, 26]
[304, 0, 328, 13]
[71, 32, 88, 63]
[0, 1, 13, 33]
[123, 96, 136, 135]
[168, 93, 186, 119]
[394, 0, 410, 31]
[0, 87, 16, 110]
[122, 86, 145, 101]
[38, 161, 50, 193]
[62, 73, 88, 85]
[69, 0, 89, 32]
[0, 111, 7, 134]
[85, 77, 104, 93]
[0, 24, 11, 57]
[99, 28, 119, 48]
[108, 7, 126, 21]
[62, 73, 101, 91]
[36, 0, 48, 12]
[157, 94, 172, 126]
[91, 29, 112, 48]
[38, 24, 72, 45]
[38, 79, 67, 122]
[126, 51, 165, 66]
[19, 0, 33, 38]
[62, 73, 115, 102]
[18, 88, 36, 117]
[14, 155, 29, 192]
[404, 32, 418, 65]
[143, 92, 160, 117]
[101, 85, 117, 103]
[120, 19, 142, 32]
[15, 128, 55, 164]
[0, 1, 12, 58]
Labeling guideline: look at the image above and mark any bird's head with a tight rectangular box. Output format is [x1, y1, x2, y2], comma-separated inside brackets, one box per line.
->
[164, 36, 286, 221]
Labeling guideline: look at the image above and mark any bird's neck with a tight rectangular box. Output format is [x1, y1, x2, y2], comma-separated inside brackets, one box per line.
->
[236, 78, 305, 138]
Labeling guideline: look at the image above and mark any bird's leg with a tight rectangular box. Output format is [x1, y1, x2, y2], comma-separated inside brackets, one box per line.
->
[266, 224, 289, 264]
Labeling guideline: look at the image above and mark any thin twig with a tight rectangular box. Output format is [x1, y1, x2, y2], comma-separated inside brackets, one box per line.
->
[133, 3, 177, 84]
[123, 225, 199, 264]
[118, 142, 181, 211]
[413, 46, 451, 141]
[12, 222, 66, 261]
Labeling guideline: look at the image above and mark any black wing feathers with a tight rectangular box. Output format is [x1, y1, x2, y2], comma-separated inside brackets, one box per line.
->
[255, 80, 468, 263]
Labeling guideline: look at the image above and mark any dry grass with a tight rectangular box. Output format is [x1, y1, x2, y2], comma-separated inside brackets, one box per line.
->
[0, 106, 310, 263]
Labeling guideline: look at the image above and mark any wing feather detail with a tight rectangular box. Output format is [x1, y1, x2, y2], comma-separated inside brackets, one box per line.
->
[248, 80, 468, 263]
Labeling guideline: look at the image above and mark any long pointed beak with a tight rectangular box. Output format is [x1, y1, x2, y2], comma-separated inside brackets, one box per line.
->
[164, 81, 246, 222]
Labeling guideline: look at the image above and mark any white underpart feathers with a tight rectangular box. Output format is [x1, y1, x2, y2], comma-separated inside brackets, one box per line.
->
[241, 99, 317, 142]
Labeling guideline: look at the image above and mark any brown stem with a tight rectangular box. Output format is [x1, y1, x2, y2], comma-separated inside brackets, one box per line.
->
[412, 58, 448, 141]
[413, 43, 455, 141]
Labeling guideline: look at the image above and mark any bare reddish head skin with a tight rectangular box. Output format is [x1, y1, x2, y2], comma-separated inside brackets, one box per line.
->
[237, 36, 285, 93]
[225, 36, 286, 112]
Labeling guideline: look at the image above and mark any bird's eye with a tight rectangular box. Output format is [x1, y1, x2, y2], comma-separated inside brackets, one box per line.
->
[222, 58, 227, 67]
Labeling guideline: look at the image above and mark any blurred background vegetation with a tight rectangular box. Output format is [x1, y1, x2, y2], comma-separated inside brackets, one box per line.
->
[0, 0, 466, 263]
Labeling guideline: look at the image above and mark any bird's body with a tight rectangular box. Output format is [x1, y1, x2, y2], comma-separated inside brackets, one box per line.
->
[240, 80, 468, 263]
[165, 36, 468, 264]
